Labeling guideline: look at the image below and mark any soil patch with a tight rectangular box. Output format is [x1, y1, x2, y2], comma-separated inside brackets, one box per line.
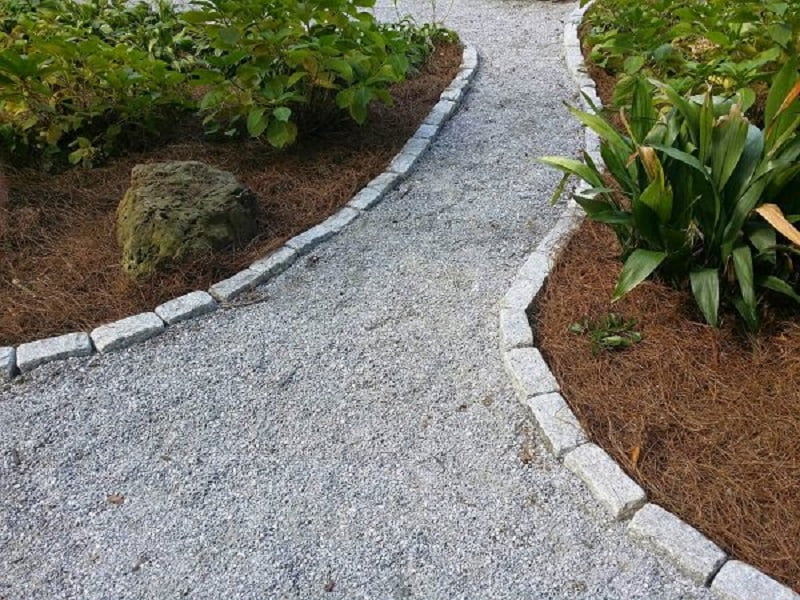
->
[0, 43, 462, 346]
[533, 219, 800, 592]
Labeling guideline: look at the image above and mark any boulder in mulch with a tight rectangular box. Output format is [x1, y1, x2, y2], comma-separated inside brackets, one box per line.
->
[116, 161, 258, 278]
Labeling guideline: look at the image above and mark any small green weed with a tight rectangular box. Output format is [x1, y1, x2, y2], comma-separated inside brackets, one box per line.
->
[569, 313, 643, 355]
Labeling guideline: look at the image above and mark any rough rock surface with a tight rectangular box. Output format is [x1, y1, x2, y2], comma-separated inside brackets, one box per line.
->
[117, 161, 258, 278]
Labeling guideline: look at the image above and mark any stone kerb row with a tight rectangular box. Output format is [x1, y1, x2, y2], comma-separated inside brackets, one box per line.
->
[499, 4, 799, 599]
[0, 46, 480, 381]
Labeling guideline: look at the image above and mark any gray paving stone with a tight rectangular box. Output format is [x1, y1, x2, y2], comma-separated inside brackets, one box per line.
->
[249, 246, 298, 278]
[155, 291, 218, 325]
[567, 9, 583, 24]
[461, 45, 478, 70]
[423, 100, 457, 127]
[573, 72, 595, 90]
[321, 206, 360, 233]
[285, 224, 336, 255]
[388, 153, 420, 178]
[208, 268, 264, 302]
[284, 207, 359, 257]
[564, 46, 585, 76]
[454, 66, 475, 83]
[563, 22, 580, 47]
[413, 123, 440, 140]
[91, 313, 165, 353]
[441, 85, 464, 103]
[525, 392, 587, 458]
[628, 504, 727, 585]
[502, 347, 559, 398]
[563, 443, 646, 520]
[16, 333, 92, 372]
[348, 186, 385, 212]
[535, 203, 584, 264]
[711, 561, 800, 600]
[388, 138, 431, 177]
[499, 308, 534, 350]
[501, 251, 550, 309]
[1, 347, 16, 380]
[368, 171, 402, 194]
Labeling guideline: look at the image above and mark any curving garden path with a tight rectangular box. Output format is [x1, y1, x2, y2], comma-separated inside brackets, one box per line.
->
[0, 1, 715, 598]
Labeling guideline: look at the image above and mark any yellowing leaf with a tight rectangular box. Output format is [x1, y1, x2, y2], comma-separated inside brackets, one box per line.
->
[756, 203, 800, 246]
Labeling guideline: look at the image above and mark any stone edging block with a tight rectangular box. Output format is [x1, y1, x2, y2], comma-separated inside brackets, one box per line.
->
[499, 308, 534, 350]
[496, 4, 800, 598]
[155, 291, 217, 325]
[711, 561, 800, 600]
[524, 392, 587, 458]
[1, 46, 478, 379]
[91, 312, 165, 354]
[209, 269, 265, 303]
[16, 333, 93, 373]
[0, 347, 15, 380]
[628, 504, 727, 585]
[563, 443, 646, 520]
[502, 347, 559, 398]
[388, 138, 431, 178]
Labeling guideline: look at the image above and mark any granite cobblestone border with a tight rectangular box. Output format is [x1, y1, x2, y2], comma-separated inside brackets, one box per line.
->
[0, 45, 479, 381]
[498, 4, 800, 598]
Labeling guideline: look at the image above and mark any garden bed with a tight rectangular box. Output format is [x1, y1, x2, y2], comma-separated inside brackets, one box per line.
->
[533, 218, 800, 592]
[534, 5, 800, 589]
[0, 42, 462, 346]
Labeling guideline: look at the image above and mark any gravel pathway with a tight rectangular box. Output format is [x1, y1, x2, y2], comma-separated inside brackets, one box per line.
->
[1, 2, 715, 598]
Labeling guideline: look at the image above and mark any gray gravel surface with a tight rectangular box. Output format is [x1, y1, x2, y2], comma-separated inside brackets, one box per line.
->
[1, 1, 715, 598]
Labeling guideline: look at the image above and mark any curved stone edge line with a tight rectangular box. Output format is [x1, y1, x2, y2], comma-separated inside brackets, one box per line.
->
[499, 5, 800, 600]
[1, 45, 479, 382]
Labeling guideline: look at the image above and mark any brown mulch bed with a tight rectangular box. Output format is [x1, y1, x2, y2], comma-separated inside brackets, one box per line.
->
[0, 42, 462, 346]
[533, 219, 800, 592]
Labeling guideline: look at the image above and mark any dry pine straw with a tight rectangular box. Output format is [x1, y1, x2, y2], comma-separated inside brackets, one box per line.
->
[533, 219, 800, 592]
[0, 42, 462, 346]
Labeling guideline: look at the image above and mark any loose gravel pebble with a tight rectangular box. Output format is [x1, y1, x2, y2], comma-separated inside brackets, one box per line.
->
[0, 2, 714, 598]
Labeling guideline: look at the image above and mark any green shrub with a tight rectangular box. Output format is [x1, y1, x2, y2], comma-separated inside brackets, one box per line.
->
[182, 0, 450, 147]
[0, 0, 452, 167]
[541, 61, 800, 330]
[0, 0, 194, 167]
[583, 0, 800, 119]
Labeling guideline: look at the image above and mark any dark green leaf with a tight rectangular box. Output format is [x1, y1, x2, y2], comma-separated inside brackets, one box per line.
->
[612, 249, 667, 301]
[690, 268, 720, 327]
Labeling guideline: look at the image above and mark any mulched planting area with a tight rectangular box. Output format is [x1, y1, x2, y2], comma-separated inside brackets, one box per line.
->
[533, 219, 800, 592]
[0, 42, 462, 346]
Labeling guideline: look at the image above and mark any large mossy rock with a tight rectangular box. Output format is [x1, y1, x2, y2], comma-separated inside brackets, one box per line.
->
[117, 161, 258, 278]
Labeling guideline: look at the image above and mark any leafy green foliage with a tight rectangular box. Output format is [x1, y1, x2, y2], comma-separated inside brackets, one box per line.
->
[0, 0, 197, 167]
[583, 0, 800, 120]
[569, 313, 643, 355]
[182, 0, 450, 146]
[0, 0, 451, 167]
[542, 66, 800, 330]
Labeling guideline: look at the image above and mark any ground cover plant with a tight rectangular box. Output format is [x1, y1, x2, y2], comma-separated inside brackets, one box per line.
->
[0, 0, 461, 345]
[582, 0, 800, 123]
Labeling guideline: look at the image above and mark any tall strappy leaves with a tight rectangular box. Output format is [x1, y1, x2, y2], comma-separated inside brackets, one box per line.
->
[541, 63, 800, 330]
